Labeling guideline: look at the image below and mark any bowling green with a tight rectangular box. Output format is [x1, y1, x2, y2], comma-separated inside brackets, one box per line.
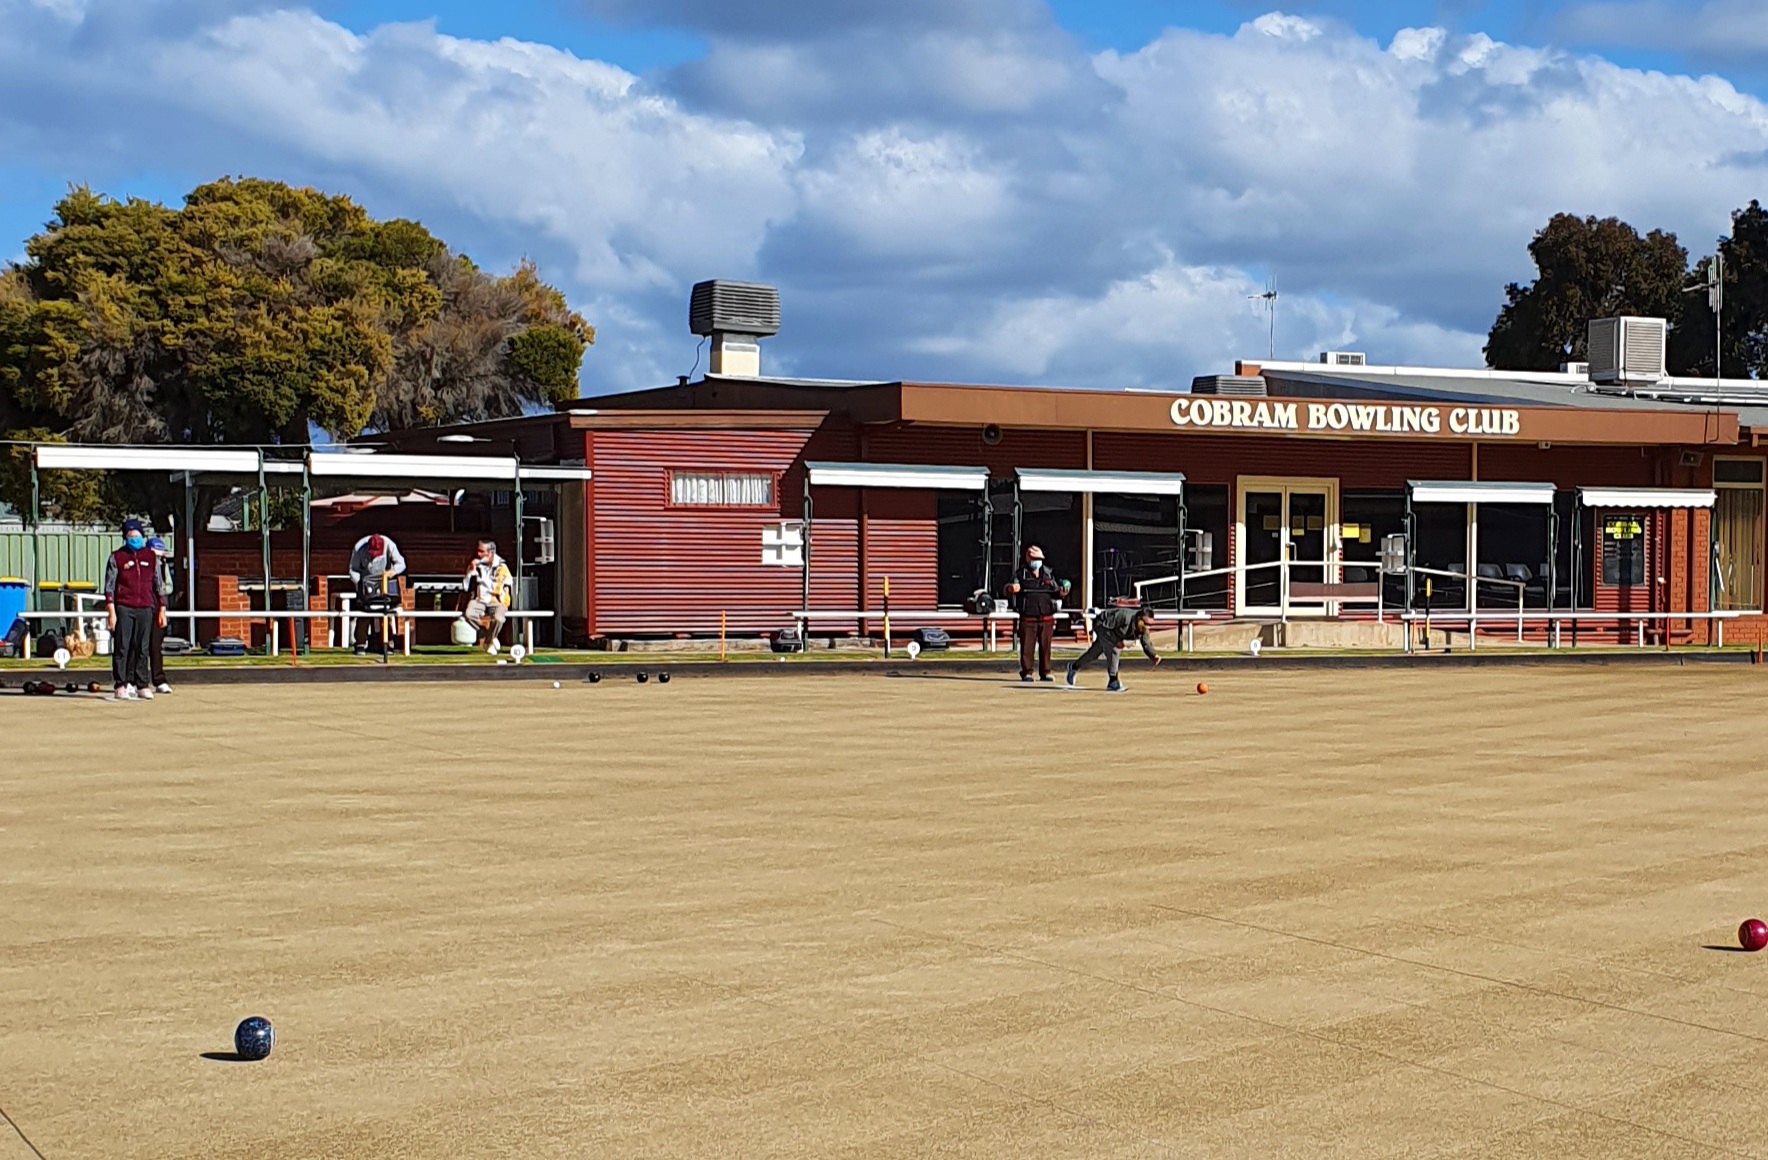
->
[4, 665, 1768, 1160]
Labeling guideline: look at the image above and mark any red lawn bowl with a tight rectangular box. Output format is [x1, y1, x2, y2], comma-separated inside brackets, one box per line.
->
[1740, 919, 1768, 952]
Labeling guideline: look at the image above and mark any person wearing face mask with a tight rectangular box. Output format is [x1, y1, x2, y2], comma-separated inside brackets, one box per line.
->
[1004, 544, 1070, 683]
[103, 519, 167, 701]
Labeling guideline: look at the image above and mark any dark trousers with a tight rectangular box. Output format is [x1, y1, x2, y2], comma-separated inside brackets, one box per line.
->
[111, 605, 154, 690]
[150, 620, 166, 685]
[1072, 636, 1123, 680]
[1018, 615, 1056, 677]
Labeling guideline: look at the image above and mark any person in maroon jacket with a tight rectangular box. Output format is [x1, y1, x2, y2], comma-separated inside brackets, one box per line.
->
[1004, 544, 1071, 683]
[104, 519, 167, 701]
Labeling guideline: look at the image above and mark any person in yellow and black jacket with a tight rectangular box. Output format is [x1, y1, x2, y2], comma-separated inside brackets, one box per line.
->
[462, 538, 513, 655]
[1065, 600, 1161, 693]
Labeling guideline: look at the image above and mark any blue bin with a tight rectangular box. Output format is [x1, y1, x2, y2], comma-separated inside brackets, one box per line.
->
[0, 578, 27, 641]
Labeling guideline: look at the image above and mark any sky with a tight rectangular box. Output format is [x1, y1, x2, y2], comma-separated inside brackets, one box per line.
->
[2, 0, 1766, 396]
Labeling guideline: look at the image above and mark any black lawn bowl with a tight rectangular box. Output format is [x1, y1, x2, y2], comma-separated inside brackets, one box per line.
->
[233, 1017, 274, 1061]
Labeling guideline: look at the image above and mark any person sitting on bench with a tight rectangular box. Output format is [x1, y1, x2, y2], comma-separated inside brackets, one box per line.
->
[462, 539, 513, 656]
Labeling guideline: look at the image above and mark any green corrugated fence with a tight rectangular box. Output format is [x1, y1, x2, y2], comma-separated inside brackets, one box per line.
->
[0, 530, 117, 596]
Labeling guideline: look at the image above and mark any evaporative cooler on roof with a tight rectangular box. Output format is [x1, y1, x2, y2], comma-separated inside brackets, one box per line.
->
[1587, 317, 1666, 385]
[689, 280, 780, 377]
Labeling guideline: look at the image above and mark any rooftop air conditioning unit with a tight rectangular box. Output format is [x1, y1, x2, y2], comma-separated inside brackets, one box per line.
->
[1560, 362, 1590, 376]
[1319, 351, 1366, 366]
[689, 280, 780, 378]
[1587, 317, 1665, 385]
[1189, 375, 1266, 396]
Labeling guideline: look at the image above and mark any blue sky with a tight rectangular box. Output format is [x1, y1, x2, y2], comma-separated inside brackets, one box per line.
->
[3, 0, 1766, 392]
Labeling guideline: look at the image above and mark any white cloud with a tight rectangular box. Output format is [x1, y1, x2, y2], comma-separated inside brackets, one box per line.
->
[0, 3, 1766, 394]
[795, 130, 1013, 261]
[1557, 0, 1768, 58]
[1248, 13, 1323, 43]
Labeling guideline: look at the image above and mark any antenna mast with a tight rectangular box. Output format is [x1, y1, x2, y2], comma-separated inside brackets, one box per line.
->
[1249, 279, 1278, 359]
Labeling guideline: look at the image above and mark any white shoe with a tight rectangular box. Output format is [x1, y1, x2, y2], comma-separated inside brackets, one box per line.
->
[155, 682, 173, 695]
[488, 640, 500, 656]
[116, 685, 138, 701]
[138, 685, 154, 700]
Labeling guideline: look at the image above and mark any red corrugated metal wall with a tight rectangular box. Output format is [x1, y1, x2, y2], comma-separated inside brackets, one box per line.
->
[588, 426, 823, 635]
[1477, 444, 1657, 488]
[863, 425, 1087, 473]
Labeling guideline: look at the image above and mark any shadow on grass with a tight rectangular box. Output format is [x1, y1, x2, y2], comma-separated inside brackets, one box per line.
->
[199, 1051, 254, 1062]
[884, 671, 1020, 684]
[1701, 944, 1752, 953]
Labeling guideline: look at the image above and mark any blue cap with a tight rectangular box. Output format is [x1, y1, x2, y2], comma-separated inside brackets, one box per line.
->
[122, 518, 144, 534]
[147, 536, 169, 555]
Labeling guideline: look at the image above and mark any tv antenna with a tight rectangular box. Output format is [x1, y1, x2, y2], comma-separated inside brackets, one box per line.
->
[1682, 251, 1723, 386]
[1249, 278, 1278, 359]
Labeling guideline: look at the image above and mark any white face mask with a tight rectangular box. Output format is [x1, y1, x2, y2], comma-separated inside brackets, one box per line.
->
[1029, 559, 1043, 570]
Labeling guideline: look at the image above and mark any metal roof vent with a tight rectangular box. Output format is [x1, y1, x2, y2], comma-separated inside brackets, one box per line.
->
[1191, 375, 1267, 396]
[1587, 317, 1666, 385]
[1319, 351, 1366, 366]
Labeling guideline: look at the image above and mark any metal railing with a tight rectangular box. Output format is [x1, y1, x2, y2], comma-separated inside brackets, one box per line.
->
[12, 608, 553, 660]
[1401, 609, 1748, 650]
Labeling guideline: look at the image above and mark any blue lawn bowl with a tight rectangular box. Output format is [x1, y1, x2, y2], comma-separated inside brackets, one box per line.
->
[234, 1017, 274, 1061]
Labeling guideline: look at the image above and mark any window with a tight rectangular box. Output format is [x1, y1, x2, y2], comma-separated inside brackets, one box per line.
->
[1715, 458, 1765, 485]
[669, 471, 775, 508]
[1600, 513, 1645, 587]
[1715, 457, 1765, 610]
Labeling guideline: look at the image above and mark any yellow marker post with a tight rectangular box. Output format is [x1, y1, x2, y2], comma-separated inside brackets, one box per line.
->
[719, 609, 727, 662]
[1424, 577, 1432, 650]
[881, 576, 891, 659]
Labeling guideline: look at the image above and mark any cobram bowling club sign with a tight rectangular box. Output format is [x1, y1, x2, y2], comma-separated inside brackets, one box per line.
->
[1170, 396, 1523, 438]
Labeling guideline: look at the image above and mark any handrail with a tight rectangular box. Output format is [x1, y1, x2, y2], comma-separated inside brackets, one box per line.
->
[1401, 608, 1745, 649]
[13, 607, 554, 659]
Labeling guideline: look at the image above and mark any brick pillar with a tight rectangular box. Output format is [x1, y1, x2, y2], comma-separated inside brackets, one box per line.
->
[313, 577, 331, 648]
[213, 575, 251, 643]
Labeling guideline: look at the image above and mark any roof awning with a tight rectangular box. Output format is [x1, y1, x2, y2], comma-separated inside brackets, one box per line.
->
[515, 466, 594, 482]
[805, 462, 990, 490]
[1016, 468, 1186, 496]
[308, 452, 518, 482]
[34, 446, 266, 474]
[1408, 480, 1555, 506]
[1578, 487, 1715, 508]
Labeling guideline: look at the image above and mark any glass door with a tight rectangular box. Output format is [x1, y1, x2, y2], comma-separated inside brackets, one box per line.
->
[1287, 490, 1330, 612]
[1236, 478, 1338, 616]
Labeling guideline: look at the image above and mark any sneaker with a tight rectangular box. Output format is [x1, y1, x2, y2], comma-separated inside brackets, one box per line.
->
[1106, 679, 1126, 693]
[114, 685, 134, 701]
[138, 685, 154, 700]
[1019, 673, 1033, 683]
[154, 682, 173, 695]
[488, 639, 500, 656]
[352, 644, 368, 656]
[1039, 674, 1054, 683]
[1063, 664, 1077, 688]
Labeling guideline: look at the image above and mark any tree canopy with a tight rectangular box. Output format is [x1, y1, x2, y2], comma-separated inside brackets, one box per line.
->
[1486, 204, 1768, 379]
[0, 178, 592, 521]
